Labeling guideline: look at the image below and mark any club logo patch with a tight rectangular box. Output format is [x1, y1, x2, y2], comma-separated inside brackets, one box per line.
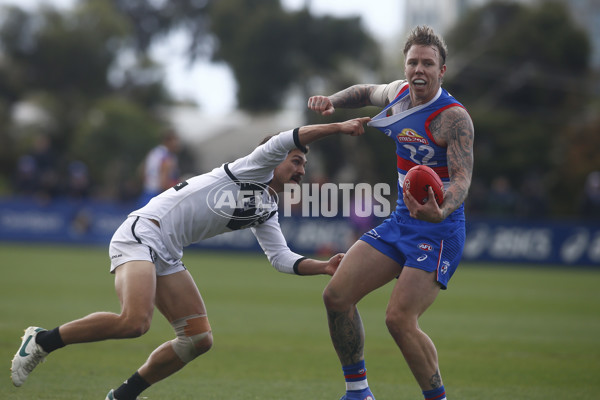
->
[440, 261, 450, 274]
[397, 128, 428, 144]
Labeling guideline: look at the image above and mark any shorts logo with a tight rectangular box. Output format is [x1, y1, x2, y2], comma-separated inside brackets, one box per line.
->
[397, 128, 428, 144]
[417, 254, 428, 262]
[365, 229, 380, 240]
[418, 243, 433, 251]
[440, 261, 450, 274]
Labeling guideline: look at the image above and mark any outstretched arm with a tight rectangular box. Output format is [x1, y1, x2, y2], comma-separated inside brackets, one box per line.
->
[252, 218, 343, 276]
[296, 253, 344, 276]
[295, 117, 371, 148]
[307, 85, 378, 115]
[307, 81, 405, 115]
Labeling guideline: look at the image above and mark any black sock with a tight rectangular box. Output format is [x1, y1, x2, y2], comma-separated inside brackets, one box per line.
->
[114, 371, 151, 400]
[35, 327, 65, 353]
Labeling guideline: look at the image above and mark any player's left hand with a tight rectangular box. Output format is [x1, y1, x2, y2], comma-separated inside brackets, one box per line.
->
[325, 253, 344, 276]
[404, 186, 444, 223]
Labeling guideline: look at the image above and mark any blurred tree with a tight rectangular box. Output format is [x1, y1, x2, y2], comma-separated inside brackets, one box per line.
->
[444, 1, 592, 216]
[0, 0, 383, 198]
[209, 0, 380, 111]
[0, 1, 169, 198]
[105, 0, 214, 60]
[208, 0, 384, 188]
[73, 96, 161, 200]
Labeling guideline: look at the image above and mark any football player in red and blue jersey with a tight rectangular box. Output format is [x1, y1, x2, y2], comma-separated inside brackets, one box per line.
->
[308, 25, 474, 400]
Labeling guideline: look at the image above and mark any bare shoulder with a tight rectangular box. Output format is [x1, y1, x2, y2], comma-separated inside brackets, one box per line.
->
[430, 105, 473, 147]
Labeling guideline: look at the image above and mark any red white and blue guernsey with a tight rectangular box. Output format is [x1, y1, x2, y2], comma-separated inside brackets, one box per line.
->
[361, 81, 467, 289]
[368, 80, 466, 221]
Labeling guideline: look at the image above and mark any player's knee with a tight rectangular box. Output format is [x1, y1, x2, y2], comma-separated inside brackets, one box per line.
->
[323, 285, 349, 311]
[194, 331, 213, 354]
[385, 308, 414, 338]
[119, 313, 152, 338]
[385, 311, 402, 336]
[170, 314, 212, 363]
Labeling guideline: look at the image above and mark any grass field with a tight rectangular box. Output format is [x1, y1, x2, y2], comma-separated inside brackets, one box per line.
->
[1, 243, 599, 399]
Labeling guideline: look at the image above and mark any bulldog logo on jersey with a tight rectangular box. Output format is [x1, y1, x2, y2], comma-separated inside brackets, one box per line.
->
[397, 128, 428, 144]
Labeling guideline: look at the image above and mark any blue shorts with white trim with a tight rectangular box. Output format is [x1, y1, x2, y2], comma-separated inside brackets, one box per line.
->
[359, 211, 465, 289]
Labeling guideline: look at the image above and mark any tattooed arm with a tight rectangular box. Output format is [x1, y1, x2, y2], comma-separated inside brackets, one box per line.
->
[404, 106, 474, 223]
[307, 81, 405, 116]
[307, 85, 377, 116]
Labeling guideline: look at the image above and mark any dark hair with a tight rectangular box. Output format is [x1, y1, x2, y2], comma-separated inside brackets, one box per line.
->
[403, 25, 448, 65]
[259, 134, 276, 146]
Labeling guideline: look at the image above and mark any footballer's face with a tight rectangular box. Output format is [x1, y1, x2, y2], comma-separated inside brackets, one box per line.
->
[404, 44, 446, 106]
[270, 149, 306, 193]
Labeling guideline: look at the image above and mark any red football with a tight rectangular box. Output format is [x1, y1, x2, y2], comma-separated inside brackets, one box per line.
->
[403, 165, 444, 206]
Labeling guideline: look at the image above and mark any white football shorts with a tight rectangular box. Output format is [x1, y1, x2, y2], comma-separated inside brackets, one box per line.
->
[109, 216, 186, 276]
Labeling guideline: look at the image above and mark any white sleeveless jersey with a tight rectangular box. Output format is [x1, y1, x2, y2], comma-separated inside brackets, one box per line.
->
[130, 129, 304, 274]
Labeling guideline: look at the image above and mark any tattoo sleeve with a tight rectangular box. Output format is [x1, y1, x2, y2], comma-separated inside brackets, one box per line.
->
[434, 106, 474, 220]
[327, 308, 365, 365]
[329, 85, 377, 109]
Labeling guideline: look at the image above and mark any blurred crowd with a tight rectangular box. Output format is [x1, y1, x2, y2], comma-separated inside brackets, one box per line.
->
[13, 135, 91, 202]
[466, 172, 600, 220]
[10, 130, 186, 207]
[8, 133, 600, 220]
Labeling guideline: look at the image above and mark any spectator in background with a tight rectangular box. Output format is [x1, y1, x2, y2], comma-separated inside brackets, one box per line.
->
[139, 129, 181, 207]
[581, 171, 600, 219]
[516, 171, 548, 219]
[486, 175, 517, 217]
[13, 134, 60, 201]
[14, 155, 38, 196]
[66, 161, 91, 200]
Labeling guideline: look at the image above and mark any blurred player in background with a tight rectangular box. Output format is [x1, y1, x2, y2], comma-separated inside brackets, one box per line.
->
[308, 26, 474, 400]
[11, 117, 370, 400]
[138, 128, 181, 207]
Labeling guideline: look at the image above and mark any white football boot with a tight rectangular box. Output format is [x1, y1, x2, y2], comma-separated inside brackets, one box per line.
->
[105, 389, 147, 399]
[11, 326, 49, 387]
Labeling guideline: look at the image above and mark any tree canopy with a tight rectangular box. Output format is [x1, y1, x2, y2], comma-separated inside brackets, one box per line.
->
[444, 1, 597, 216]
[0, 0, 379, 200]
[209, 0, 380, 111]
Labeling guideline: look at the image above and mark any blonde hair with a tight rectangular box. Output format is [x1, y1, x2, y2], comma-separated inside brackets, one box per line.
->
[403, 25, 448, 65]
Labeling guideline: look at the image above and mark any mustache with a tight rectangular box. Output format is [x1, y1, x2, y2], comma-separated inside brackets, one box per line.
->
[291, 174, 303, 183]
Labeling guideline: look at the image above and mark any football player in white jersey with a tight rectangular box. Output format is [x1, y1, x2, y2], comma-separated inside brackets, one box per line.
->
[11, 117, 370, 400]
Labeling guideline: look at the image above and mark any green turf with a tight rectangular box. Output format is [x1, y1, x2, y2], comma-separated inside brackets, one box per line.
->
[1, 243, 599, 399]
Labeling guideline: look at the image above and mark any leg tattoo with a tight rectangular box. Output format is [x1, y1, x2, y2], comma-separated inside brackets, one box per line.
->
[429, 370, 442, 389]
[327, 307, 364, 365]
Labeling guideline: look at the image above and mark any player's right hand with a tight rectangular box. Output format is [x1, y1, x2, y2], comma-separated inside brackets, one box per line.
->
[308, 95, 335, 116]
[339, 117, 371, 136]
